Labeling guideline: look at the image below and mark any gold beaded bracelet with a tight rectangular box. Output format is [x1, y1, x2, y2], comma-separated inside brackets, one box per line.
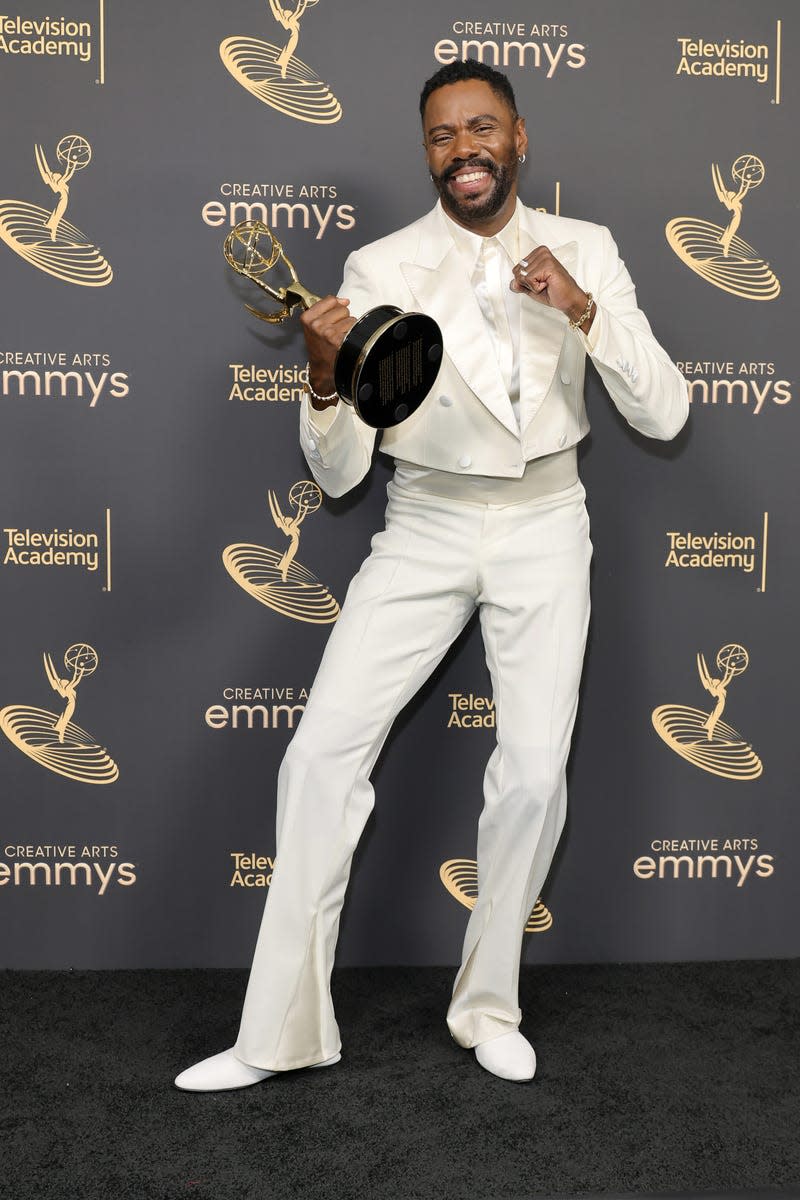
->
[304, 365, 339, 404]
[568, 292, 595, 331]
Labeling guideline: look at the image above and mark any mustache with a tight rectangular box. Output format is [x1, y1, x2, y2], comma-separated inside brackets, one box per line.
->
[441, 157, 498, 183]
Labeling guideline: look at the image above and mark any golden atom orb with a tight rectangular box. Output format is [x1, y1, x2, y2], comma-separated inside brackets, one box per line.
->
[289, 479, 322, 515]
[716, 643, 749, 676]
[64, 642, 99, 675]
[731, 154, 764, 188]
[57, 133, 92, 170]
[226, 219, 281, 277]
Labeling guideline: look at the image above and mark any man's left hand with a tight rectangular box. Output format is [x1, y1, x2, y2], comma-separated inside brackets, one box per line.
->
[511, 246, 593, 330]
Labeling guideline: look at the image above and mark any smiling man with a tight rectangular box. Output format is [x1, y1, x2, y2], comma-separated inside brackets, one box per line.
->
[176, 60, 688, 1093]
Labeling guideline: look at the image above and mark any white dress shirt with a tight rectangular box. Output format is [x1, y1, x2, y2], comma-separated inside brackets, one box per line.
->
[441, 204, 522, 429]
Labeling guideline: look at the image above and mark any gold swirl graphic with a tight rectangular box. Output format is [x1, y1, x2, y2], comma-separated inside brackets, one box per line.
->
[223, 543, 340, 623]
[665, 218, 779, 301]
[666, 155, 779, 301]
[220, 37, 341, 124]
[0, 705, 119, 784]
[439, 858, 553, 934]
[0, 135, 112, 286]
[651, 705, 762, 780]
[224, 481, 339, 623]
[0, 201, 113, 286]
[652, 643, 762, 780]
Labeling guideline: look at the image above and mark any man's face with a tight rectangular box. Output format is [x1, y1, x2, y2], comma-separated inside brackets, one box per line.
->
[422, 79, 527, 229]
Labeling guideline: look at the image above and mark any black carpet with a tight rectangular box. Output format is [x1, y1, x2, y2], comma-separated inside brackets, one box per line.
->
[3, 960, 799, 1200]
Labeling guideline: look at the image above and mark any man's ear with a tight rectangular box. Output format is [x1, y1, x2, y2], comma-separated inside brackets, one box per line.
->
[515, 116, 528, 160]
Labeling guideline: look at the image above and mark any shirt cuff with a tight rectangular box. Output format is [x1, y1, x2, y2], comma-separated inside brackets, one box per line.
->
[305, 398, 342, 436]
[575, 301, 603, 355]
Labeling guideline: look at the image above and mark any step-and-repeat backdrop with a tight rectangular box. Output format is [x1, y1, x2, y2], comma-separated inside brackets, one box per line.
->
[1, 0, 797, 968]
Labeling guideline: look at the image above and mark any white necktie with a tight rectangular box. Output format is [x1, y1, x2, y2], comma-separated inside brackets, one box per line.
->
[474, 236, 521, 428]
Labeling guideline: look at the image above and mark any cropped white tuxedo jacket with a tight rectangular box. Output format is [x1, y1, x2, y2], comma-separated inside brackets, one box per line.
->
[299, 200, 689, 497]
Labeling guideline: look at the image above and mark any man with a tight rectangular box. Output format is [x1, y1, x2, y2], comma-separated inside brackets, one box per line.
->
[176, 60, 688, 1092]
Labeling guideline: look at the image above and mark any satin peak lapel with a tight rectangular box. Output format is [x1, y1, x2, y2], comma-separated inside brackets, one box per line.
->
[400, 243, 518, 437]
[517, 234, 578, 432]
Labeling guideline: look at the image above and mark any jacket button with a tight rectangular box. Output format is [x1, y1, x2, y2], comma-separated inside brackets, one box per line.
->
[558, 433, 567, 448]
[458, 454, 472, 469]
[560, 370, 571, 386]
[308, 437, 317, 451]
[439, 394, 453, 407]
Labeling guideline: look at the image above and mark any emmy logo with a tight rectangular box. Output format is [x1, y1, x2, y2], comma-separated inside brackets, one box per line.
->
[439, 859, 553, 934]
[0, 135, 112, 287]
[652, 643, 762, 780]
[223, 480, 339, 624]
[665, 154, 779, 301]
[0, 643, 119, 784]
[220, 0, 341, 124]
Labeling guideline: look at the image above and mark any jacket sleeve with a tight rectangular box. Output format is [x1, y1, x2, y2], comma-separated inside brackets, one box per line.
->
[575, 226, 689, 440]
[298, 249, 382, 498]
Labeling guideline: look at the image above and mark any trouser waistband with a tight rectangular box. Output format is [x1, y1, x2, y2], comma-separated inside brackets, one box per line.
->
[391, 446, 578, 506]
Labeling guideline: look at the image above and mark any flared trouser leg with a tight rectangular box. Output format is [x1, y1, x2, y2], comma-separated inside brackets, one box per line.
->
[446, 480, 592, 1046]
[234, 482, 477, 1070]
[233, 478, 591, 1070]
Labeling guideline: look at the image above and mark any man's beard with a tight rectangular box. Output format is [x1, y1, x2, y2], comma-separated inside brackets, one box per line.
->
[431, 154, 518, 223]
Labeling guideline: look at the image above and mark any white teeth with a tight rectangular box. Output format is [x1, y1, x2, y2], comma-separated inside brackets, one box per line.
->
[454, 171, 488, 183]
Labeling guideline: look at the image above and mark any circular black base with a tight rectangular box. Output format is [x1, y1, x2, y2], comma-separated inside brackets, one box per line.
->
[334, 305, 443, 429]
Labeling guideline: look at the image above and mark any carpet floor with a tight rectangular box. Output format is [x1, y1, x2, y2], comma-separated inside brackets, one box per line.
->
[3, 960, 799, 1200]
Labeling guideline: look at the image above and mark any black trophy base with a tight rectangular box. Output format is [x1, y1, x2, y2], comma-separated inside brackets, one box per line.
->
[334, 305, 443, 429]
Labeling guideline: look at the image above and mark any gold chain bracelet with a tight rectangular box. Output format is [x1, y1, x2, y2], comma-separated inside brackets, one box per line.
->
[568, 292, 595, 331]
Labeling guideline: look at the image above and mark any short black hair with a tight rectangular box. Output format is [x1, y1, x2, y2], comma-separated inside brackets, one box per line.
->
[419, 61, 518, 122]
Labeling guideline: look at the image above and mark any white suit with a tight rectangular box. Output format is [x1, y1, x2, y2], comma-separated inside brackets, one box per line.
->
[233, 199, 688, 1071]
[298, 199, 688, 493]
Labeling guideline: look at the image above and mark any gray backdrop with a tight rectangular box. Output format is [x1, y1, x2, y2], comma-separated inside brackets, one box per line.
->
[1, 0, 797, 968]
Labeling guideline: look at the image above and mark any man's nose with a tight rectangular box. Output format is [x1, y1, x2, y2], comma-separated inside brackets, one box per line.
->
[450, 128, 480, 161]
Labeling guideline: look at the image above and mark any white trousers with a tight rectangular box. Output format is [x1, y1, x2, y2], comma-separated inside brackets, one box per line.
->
[234, 477, 592, 1071]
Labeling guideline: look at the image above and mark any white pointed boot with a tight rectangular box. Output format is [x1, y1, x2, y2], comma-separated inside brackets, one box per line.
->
[474, 1031, 536, 1082]
[174, 1047, 341, 1092]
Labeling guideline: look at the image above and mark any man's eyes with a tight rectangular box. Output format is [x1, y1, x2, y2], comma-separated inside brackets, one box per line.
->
[431, 125, 497, 146]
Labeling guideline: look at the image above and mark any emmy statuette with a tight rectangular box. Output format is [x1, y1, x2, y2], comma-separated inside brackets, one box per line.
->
[223, 219, 443, 428]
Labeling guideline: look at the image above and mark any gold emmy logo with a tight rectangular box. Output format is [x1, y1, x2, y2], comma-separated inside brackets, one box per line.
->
[440, 859, 553, 933]
[223, 480, 339, 624]
[0, 135, 112, 286]
[666, 154, 779, 301]
[0, 643, 119, 784]
[652, 643, 762, 780]
[220, 0, 341, 124]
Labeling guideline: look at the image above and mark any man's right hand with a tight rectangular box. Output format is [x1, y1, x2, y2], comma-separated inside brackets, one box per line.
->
[300, 295, 357, 408]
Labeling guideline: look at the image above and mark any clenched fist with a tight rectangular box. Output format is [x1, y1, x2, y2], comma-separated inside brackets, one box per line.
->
[300, 295, 357, 407]
[511, 246, 595, 331]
